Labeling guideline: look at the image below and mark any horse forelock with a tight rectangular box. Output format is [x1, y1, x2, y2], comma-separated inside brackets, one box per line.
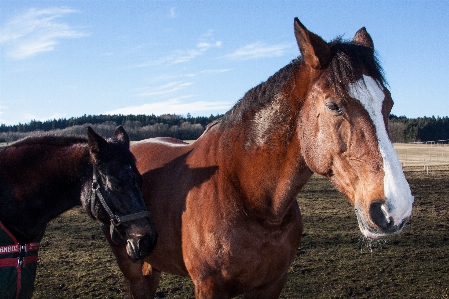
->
[326, 39, 386, 99]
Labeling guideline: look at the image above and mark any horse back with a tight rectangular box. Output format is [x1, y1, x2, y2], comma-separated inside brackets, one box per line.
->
[131, 138, 190, 171]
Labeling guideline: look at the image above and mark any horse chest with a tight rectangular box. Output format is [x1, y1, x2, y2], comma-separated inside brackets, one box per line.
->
[181, 199, 302, 283]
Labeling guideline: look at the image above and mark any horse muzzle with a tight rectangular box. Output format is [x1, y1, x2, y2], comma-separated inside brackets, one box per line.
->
[106, 220, 158, 260]
[125, 232, 158, 261]
[355, 199, 410, 239]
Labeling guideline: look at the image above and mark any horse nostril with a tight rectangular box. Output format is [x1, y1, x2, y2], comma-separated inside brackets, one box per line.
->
[138, 236, 149, 250]
[369, 200, 394, 230]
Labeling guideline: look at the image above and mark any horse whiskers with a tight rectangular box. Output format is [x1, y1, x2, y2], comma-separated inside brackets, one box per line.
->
[358, 234, 388, 253]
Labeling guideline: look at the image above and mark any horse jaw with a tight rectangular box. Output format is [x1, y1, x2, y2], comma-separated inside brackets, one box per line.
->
[348, 75, 414, 239]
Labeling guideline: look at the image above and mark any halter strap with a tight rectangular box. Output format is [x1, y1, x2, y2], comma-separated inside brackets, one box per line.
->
[91, 168, 151, 227]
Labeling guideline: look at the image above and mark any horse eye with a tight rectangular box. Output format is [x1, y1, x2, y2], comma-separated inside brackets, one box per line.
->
[326, 102, 343, 115]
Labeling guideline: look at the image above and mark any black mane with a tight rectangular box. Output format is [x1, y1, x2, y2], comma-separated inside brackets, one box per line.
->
[217, 38, 385, 128]
[9, 135, 87, 148]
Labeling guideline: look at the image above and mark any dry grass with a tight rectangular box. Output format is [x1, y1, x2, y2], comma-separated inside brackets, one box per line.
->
[32, 171, 449, 298]
[3, 141, 446, 297]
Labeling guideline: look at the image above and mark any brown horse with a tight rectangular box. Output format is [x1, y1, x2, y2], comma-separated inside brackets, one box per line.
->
[0, 126, 157, 298]
[105, 19, 414, 298]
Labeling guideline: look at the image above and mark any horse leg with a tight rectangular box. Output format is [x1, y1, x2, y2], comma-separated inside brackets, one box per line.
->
[102, 226, 160, 299]
[242, 274, 288, 299]
[140, 262, 161, 298]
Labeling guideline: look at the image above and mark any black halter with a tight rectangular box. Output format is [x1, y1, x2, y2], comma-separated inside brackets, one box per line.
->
[91, 167, 151, 233]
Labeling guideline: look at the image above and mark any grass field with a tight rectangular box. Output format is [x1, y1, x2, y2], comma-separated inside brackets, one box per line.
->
[31, 170, 449, 298]
[3, 141, 447, 298]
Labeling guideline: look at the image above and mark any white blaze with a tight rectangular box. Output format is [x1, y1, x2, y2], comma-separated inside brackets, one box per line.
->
[348, 75, 414, 225]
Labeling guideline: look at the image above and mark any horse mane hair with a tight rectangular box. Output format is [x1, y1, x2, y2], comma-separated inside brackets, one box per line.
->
[217, 38, 386, 128]
[327, 37, 386, 98]
[218, 59, 300, 128]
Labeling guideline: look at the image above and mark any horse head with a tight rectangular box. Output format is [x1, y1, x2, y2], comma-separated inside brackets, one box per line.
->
[84, 126, 157, 260]
[294, 18, 413, 239]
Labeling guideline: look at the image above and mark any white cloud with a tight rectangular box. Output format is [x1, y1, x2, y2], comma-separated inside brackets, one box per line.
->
[131, 31, 222, 67]
[0, 105, 6, 119]
[0, 7, 88, 60]
[170, 37, 221, 64]
[104, 98, 232, 116]
[197, 41, 222, 51]
[199, 69, 232, 74]
[171, 49, 202, 64]
[134, 81, 193, 97]
[130, 50, 200, 68]
[0, 111, 67, 125]
[22, 112, 67, 122]
[225, 42, 292, 60]
[169, 7, 176, 18]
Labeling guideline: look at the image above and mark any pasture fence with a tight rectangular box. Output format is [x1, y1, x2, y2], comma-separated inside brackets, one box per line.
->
[394, 143, 449, 174]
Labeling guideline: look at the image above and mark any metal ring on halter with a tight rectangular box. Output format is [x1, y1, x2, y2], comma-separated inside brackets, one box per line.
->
[91, 167, 152, 226]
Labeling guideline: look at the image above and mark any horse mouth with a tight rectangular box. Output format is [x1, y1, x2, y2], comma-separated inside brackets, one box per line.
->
[355, 207, 408, 239]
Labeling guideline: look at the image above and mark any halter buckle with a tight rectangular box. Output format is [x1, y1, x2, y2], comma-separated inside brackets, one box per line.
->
[111, 216, 121, 227]
[92, 181, 99, 190]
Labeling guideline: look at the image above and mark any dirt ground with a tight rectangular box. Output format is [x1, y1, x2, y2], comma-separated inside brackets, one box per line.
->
[32, 170, 449, 298]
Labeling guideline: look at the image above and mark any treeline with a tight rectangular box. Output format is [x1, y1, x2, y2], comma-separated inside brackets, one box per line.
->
[0, 113, 448, 144]
[0, 114, 218, 134]
[388, 115, 449, 143]
[0, 114, 222, 143]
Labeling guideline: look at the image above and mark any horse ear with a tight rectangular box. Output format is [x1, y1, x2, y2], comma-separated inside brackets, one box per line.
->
[294, 17, 331, 69]
[113, 126, 130, 148]
[87, 126, 108, 158]
[353, 27, 374, 49]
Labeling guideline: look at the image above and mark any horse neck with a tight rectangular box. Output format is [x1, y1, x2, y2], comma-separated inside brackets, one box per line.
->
[0, 142, 91, 243]
[217, 68, 314, 224]
[40, 144, 92, 212]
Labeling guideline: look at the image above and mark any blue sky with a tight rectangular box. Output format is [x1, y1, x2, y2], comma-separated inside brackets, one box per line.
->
[1, 1, 448, 126]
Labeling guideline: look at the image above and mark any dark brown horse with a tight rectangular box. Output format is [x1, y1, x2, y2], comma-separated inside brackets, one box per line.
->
[0, 126, 157, 298]
[106, 19, 414, 298]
